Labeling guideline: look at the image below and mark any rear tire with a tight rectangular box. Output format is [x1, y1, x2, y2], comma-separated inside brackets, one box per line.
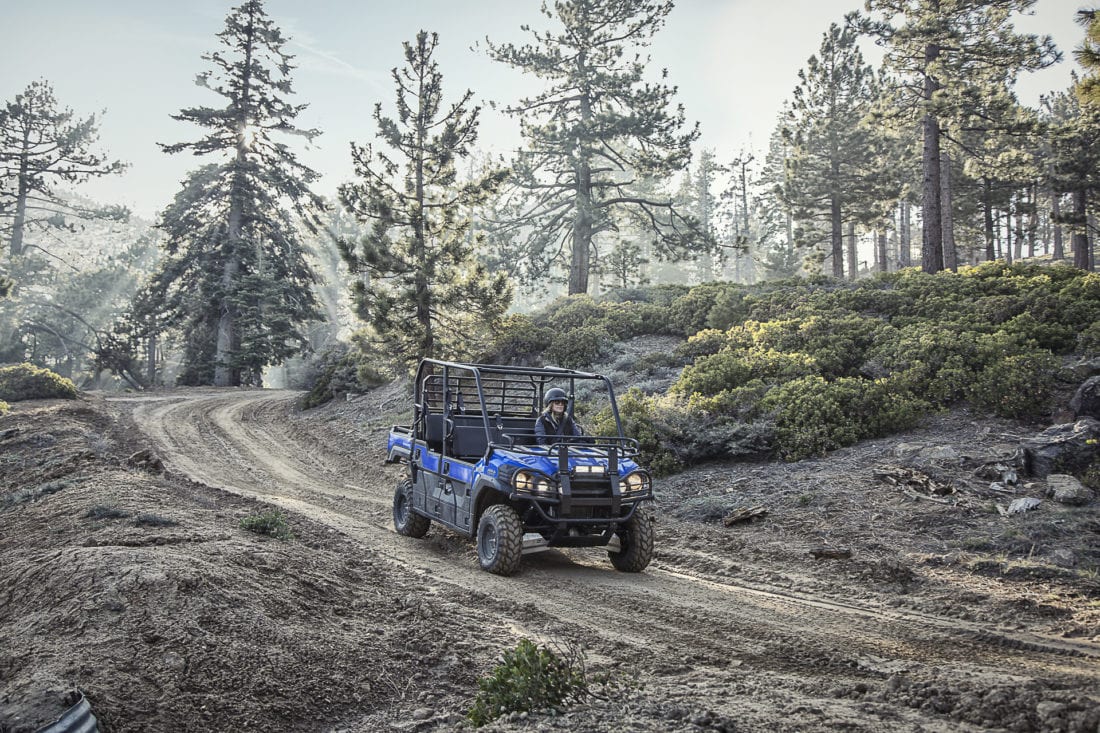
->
[477, 504, 523, 576]
[393, 479, 430, 538]
[608, 504, 655, 572]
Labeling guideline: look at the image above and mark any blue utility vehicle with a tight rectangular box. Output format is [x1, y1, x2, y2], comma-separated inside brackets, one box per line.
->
[386, 360, 655, 575]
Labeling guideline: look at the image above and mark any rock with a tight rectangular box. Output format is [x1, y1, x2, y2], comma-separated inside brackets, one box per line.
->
[1021, 418, 1100, 478]
[1068, 356, 1100, 380]
[1007, 497, 1042, 514]
[411, 708, 433, 720]
[0, 427, 19, 441]
[926, 446, 960, 462]
[893, 443, 925, 461]
[127, 448, 164, 474]
[1050, 549, 1077, 568]
[1070, 376, 1100, 420]
[1046, 474, 1095, 506]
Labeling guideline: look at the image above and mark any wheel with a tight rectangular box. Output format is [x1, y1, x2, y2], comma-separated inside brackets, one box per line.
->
[476, 504, 523, 576]
[393, 478, 430, 538]
[608, 504, 655, 572]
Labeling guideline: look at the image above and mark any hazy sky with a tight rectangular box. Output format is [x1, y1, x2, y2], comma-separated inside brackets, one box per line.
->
[0, 0, 1085, 219]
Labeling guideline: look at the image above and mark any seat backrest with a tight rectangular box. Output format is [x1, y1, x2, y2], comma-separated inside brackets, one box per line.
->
[423, 414, 446, 452]
[451, 425, 489, 459]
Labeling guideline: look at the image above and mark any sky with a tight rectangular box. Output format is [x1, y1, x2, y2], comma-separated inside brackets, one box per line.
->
[0, 0, 1086, 220]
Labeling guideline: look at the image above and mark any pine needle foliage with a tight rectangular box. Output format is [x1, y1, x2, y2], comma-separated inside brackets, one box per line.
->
[136, 0, 323, 386]
[486, 0, 705, 295]
[338, 31, 510, 367]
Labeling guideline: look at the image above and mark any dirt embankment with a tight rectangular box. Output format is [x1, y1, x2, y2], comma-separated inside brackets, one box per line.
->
[1, 388, 1098, 732]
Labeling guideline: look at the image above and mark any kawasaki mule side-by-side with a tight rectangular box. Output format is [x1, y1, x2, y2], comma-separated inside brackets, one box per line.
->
[385, 360, 655, 576]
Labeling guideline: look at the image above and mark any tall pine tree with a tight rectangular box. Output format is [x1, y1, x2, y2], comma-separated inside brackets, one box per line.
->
[856, 0, 1058, 273]
[138, 0, 323, 386]
[0, 80, 126, 261]
[338, 31, 510, 365]
[782, 23, 877, 280]
[487, 0, 703, 295]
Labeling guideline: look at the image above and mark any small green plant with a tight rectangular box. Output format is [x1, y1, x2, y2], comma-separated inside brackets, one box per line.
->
[467, 638, 587, 727]
[133, 513, 178, 527]
[239, 509, 293, 540]
[0, 399, 9, 415]
[85, 505, 130, 520]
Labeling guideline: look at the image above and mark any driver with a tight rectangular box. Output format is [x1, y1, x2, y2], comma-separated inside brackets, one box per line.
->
[534, 388, 583, 446]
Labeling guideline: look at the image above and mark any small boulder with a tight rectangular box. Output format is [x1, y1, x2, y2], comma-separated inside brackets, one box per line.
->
[1045, 474, 1095, 506]
[1006, 497, 1042, 514]
[1021, 418, 1100, 478]
[1069, 376, 1100, 420]
[126, 448, 164, 474]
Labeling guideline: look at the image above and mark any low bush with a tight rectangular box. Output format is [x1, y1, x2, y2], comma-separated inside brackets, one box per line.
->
[239, 509, 293, 540]
[762, 376, 926, 461]
[0, 400, 8, 416]
[0, 363, 78, 402]
[467, 639, 587, 727]
[297, 343, 388, 409]
[481, 314, 554, 366]
[968, 351, 1060, 419]
[545, 324, 612, 369]
[592, 388, 681, 476]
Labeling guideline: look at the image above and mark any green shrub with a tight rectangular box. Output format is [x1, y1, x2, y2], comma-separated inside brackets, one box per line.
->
[676, 329, 727, 359]
[0, 400, 8, 416]
[673, 348, 817, 397]
[467, 639, 587, 727]
[539, 295, 605, 331]
[968, 351, 1060, 419]
[592, 388, 681, 476]
[298, 344, 388, 409]
[762, 376, 926, 461]
[668, 282, 743, 334]
[240, 509, 293, 540]
[0, 363, 78, 402]
[546, 324, 612, 369]
[1075, 321, 1100, 357]
[482, 314, 554, 365]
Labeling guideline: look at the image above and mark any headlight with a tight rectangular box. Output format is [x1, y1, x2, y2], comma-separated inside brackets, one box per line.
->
[513, 470, 557, 495]
[622, 471, 651, 496]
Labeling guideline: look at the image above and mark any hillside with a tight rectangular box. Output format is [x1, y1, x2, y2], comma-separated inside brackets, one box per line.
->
[0, 384, 1097, 732]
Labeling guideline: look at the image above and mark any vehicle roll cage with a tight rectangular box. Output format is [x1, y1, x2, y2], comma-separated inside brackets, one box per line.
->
[412, 359, 634, 460]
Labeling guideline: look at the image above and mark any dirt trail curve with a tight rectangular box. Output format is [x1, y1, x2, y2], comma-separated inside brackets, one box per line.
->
[126, 389, 1100, 732]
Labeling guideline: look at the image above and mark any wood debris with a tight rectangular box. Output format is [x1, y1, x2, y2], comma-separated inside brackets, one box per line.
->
[809, 547, 852, 560]
[722, 505, 767, 526]
[874, 466, 956, 500]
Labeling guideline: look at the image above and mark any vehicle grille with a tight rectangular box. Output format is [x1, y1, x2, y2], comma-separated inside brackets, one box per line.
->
[569, 475, 612, 499]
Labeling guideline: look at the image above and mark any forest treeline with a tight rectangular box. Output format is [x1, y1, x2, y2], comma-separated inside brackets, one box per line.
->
[1, 0, 1099, 410]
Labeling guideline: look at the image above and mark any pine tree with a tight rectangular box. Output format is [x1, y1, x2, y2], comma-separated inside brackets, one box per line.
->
[138, 0, 324, 386]
[1075, 9, 1100, 106]
[0, 80, 127, 261]
[781, 23, 877, 280]
[486, 0, 703, 295]
[856, 1, 1058, 274]
[338, 31, 510, 365]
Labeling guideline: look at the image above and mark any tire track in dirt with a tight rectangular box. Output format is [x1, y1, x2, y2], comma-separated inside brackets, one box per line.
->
[124, 389, 1100, 723]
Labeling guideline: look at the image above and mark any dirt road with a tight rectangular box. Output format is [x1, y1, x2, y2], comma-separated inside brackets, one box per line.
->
[3, 388, 1098, 731]
[121, 388, 1099, 732]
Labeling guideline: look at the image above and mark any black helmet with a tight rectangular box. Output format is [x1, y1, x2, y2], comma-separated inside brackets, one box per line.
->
[544, 387, 568, 405]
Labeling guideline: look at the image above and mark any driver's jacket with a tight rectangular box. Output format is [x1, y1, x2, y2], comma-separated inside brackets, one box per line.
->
[534, 411, 582, 445]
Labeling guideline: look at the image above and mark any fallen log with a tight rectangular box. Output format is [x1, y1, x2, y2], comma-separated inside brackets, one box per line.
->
[722, 506, 767, 526]
[809, 547, 852, 560]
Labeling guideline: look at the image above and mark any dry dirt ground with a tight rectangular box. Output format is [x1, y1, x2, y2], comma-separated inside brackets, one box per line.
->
[1, 385, 1098, 733]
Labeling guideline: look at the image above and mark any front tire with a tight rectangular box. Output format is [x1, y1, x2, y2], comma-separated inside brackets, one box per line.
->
[476, 504, 523, 576]
[393, 479, 430, 538]
[608, 504, 655, 572]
